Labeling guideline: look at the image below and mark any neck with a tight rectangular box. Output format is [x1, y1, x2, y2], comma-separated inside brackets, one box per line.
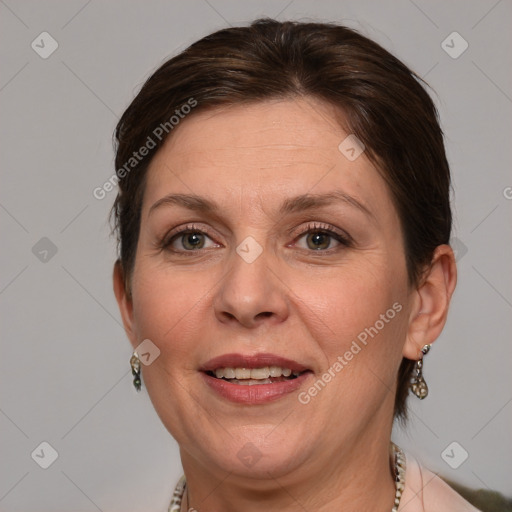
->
[179, 421, 396, 512]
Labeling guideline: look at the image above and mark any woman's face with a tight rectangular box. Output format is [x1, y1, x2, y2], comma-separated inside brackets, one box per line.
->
[118, 98, 414, 480]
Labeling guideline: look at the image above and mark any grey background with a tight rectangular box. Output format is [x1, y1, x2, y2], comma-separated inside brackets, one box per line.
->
[1, 0, 511, 510]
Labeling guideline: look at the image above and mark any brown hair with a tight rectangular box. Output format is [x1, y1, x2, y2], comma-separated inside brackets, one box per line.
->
[111, 18, 452, 421]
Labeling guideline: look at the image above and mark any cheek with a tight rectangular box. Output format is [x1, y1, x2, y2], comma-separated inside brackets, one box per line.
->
[291, 259, 408, 376]
[130, 261, 210, 347]
[294, 273, 409, 419]
[299, 261, 402, 331]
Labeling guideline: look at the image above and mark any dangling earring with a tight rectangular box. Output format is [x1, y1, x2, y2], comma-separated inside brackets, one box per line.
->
[130, 351, 142, 391]
[410, 344, 431, 399]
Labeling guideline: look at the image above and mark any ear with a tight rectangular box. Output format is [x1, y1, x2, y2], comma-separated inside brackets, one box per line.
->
[113, 260, 137, 348]
[403, 244, 457, 360]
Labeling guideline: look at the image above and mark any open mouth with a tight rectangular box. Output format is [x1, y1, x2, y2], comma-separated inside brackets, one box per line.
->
[206, 367, 306, 386]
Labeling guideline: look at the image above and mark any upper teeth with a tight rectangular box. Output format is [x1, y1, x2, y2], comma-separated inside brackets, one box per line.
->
[214, 367, 298, 379]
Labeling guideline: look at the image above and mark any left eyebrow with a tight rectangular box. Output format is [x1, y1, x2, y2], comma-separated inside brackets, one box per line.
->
[279, 191, 375, 221]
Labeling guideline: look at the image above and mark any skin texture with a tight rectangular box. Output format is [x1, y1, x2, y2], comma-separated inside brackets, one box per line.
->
[113, 98, 457, 511]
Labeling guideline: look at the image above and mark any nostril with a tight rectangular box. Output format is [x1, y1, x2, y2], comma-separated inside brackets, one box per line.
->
[256, 311, 273, 319]
[218, 310, 276, 327]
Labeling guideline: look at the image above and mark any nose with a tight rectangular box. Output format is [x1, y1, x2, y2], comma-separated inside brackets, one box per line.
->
[213, 246, 290, 329]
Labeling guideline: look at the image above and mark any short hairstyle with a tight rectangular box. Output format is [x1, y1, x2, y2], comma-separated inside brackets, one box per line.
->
[111, 18, 452, 421]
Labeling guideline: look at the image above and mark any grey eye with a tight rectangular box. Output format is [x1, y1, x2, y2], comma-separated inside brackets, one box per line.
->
[296, 231, 340, 250]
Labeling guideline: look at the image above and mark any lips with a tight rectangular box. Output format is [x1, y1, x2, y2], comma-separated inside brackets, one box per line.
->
[200, 353, 310, 373]
[199, 353, 312, 404]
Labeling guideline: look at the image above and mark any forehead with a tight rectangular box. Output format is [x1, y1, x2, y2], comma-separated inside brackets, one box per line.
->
[141, 98, 394, 218]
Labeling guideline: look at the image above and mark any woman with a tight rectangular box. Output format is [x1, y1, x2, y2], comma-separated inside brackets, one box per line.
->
[111, 19, 479, 511]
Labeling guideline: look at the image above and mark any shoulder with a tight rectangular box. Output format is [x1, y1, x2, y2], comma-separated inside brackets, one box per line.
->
[399, 454, 482, 512]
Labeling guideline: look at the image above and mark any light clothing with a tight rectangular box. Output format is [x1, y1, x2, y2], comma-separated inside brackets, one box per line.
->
[169, 453, 483, 511]
[400, 454, 481, 511]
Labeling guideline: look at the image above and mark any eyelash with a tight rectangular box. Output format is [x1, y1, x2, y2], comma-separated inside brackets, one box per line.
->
[291, 222, 352, 251]
[160, 223, 218, 253]
[160, 222, 352, 254]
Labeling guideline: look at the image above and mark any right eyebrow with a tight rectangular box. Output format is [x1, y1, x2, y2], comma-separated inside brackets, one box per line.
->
[148, 193, 219, 218]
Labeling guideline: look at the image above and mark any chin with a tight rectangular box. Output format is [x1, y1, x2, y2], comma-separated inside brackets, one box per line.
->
[203, 423, 315, 480]
[214, 443, 309, 481]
